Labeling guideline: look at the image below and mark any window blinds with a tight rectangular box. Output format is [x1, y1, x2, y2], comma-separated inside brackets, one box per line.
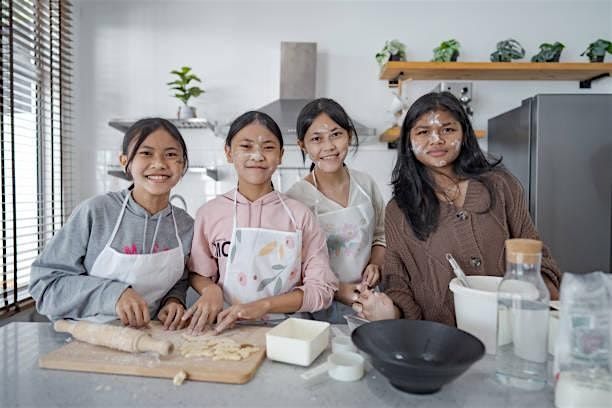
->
[1, 0, 74, 316]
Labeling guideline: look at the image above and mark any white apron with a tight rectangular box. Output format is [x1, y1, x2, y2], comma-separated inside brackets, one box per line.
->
[223, 189, 302, 308]
[312, 170, 375, 283]
[87, 193, 185, 323]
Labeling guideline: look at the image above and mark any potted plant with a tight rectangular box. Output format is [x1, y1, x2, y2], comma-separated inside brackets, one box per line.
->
[531, 42, 565, 62]
[432, 39, 460, 62]
[490, 39, 525, 62]
[375, 40, 407, 67]
[167, 66, 204, 119]
[581, 39, 612, 62]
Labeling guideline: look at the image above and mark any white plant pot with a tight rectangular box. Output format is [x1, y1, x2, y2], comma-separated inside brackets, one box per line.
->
[178, 104, 196, 119]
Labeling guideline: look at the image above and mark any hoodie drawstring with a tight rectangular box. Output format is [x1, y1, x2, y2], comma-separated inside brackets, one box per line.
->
[150, 216, 162, 253]
[141, 213, 163, 254]
[142, 214, 148, 254]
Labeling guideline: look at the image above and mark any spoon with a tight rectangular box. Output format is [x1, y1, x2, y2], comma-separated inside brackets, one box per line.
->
[445, 253, 471, 288]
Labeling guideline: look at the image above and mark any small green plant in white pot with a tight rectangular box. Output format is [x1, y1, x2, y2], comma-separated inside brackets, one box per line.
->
[375, 40, 407, 67]
[167, 66, 204, 119]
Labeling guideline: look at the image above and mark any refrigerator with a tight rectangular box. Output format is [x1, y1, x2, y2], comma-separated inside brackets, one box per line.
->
[488, 94, 612, 274]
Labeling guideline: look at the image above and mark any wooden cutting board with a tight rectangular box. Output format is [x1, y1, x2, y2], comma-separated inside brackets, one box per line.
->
[39, 322, 269, 384]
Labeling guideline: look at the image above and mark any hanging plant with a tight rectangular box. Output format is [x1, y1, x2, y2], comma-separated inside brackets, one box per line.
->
[531, 42, 565, 62]
[490, 39, 525, 62]
[432, 39, 460, 62]
[581, 39, 612, 62]
[375, 40, 407, 67]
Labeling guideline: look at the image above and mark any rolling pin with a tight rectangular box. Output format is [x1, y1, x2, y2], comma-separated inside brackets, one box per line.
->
[54, 320, 173, 356]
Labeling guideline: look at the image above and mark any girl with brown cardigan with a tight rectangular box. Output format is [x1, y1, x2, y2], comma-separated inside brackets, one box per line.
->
[356, 92, 561, 325]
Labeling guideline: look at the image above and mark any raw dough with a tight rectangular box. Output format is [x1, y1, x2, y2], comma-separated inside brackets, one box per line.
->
[180, 335, 259, 361]
[173, 370, 187, 385]
[181, 331, 216, 342]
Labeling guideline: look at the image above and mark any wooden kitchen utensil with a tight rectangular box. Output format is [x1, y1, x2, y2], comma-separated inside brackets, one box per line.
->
[40, 322, 269, 384]
[54, 320, 173, 355]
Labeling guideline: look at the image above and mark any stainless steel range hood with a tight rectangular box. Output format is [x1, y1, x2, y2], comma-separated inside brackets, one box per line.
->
[258, 42, 375, 144]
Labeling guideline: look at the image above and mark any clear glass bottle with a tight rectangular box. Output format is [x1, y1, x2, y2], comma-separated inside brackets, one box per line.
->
[496, 239, 550, 390]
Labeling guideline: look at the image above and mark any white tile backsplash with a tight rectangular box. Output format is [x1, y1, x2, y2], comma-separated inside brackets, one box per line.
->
[101, 132, 397, 218]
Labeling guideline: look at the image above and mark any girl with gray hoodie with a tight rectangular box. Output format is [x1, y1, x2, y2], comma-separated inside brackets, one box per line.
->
[29, 118, 194, 330]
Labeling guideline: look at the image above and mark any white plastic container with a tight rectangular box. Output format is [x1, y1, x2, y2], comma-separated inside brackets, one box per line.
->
[449, 275, 502, 354]
[449, 275, 555, 355]
[266, 318, 330, 366]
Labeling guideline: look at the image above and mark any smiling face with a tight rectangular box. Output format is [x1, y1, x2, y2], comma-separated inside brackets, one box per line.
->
[299, 113, 350, 174]
[120, 128, 185, 201]
[409, 109, 463, 170]
[225, 122, 283, 187]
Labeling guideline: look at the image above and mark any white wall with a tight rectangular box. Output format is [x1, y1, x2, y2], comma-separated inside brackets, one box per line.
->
[73, 0, 612, 202]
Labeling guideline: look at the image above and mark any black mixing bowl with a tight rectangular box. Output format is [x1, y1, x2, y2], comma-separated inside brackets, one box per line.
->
[351, 319, 485, 394]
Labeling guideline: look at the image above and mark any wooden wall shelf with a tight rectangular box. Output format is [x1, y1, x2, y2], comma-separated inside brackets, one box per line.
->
[380, 62, 612, 88]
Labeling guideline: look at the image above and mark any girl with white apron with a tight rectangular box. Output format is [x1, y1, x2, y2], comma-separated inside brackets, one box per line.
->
[28, 118, 192, 328]
[88, 193, 185, 323]
[310, 170, 376, 323]
[185, 111, 338, 334]
[222, 189, 302, 316]
[285, 97, 386, 324]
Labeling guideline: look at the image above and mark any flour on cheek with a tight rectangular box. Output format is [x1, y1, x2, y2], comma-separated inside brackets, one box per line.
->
[450, 139, 461, 151]
[411, 141, 425, 156]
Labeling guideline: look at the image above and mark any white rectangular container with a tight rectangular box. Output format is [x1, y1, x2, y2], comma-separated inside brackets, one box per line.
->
[266, 318, 330, 366]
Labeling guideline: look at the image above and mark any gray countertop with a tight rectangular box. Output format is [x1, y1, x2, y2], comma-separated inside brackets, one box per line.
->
[0, 322, 554, 408]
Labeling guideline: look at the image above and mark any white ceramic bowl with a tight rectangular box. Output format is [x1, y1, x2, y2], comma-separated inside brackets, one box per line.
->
[266, 318, 330, 366]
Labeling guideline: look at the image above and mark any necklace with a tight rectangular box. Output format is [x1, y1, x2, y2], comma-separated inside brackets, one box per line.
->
[438, 181, 461, 204]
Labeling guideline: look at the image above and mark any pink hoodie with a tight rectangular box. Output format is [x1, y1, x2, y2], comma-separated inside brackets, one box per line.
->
[188, 189, 338, 312]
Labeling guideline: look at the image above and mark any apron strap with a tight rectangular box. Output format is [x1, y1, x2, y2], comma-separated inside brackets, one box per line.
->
[276, 192, 298, 230]
[312, 170, 321, 216]
[233, 187, 299, 231]
[170, 206, 183, 252]
[312, 168, 372, 214]
[149, 205, 182, 254]
[105, 192, 131, 248]
[232, 188, 239, 231]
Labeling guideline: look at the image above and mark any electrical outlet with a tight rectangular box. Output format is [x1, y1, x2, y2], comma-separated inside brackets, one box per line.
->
[433, 82, 472, 103]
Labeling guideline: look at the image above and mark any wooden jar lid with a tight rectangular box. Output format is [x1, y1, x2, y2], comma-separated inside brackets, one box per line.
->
[505, 239, 542, 264]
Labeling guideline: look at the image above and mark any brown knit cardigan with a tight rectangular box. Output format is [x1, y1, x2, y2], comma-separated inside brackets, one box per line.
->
[383, 169, 562, 326]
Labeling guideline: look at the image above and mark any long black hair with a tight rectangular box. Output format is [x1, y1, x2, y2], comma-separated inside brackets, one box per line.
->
[225, 111, 284, 148]
[392, 92, 501, 241]
[122, 118, 189, 179]
[296, 98, 359, 171]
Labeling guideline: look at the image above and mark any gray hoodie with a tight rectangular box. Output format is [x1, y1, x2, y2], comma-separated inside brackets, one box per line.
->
[29, 189, 194, 321]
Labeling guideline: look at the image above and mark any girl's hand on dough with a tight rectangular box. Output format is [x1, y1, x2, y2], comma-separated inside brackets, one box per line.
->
[158, 298, 186, 330]
[115, 288, 150, 328]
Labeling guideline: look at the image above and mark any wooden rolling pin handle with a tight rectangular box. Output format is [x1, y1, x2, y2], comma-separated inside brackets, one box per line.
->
[54, 320, 172, 356]
[136, 335, 173, 356]
[54, 319, 75, 334]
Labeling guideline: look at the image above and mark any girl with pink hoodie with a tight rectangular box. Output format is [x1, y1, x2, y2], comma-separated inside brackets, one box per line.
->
[183, 111, 338, 334]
